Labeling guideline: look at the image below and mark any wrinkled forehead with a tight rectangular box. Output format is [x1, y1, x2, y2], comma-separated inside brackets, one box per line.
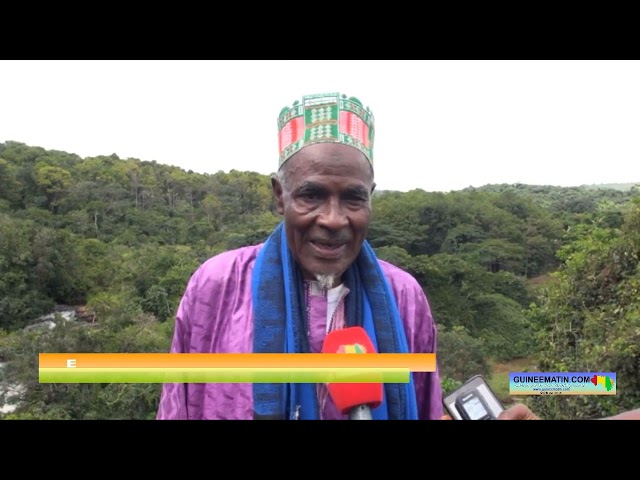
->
[285, 143, 374, 187]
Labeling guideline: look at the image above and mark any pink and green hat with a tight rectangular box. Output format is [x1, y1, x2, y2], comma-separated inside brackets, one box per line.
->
[277, 92, 375, 170]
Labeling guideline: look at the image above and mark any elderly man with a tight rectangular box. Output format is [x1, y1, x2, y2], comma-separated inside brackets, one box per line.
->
[156, 92, 443, 420]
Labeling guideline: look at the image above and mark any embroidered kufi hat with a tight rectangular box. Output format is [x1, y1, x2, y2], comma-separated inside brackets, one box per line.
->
[277, 92, 375, 170]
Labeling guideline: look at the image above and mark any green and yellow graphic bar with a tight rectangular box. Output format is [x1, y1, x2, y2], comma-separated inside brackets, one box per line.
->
[38, 353, 436, 383]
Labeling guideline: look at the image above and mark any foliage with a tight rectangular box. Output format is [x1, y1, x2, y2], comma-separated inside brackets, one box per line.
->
[440, 377, 463, 398]
[436, 325, 491, 382]
[1, 140, 638, 419]
[0, 313, 173, 419]
[525, 199, 640, 419]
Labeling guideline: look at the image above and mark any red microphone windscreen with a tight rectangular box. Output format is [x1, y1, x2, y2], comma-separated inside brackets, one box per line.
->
[321, 326, 383, 414]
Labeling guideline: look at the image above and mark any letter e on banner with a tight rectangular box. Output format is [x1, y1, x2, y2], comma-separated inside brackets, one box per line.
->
[67, 359, 77, 368]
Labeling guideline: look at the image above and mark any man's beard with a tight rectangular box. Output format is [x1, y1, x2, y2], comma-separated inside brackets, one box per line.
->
[315, 273, 338, 290]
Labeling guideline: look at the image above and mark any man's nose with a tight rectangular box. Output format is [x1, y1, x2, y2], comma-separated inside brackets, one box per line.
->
[316, 198, 349, 230]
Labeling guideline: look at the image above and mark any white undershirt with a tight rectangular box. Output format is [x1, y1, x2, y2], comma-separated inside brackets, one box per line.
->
[326, 284, 346, 333]
[308, 281, 347, 333]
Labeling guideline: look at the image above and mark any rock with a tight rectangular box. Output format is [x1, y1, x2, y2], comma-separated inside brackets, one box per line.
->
[0, 362, 24, 415]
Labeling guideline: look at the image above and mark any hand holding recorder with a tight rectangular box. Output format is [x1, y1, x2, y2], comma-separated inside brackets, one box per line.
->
[443, 375, 505, 420]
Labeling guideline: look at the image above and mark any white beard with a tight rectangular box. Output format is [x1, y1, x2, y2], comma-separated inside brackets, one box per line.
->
[315, 274, 337, 290]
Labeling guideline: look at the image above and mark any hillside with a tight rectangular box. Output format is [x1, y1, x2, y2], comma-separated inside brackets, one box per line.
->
[579, 182, 640, 191]
[1, 140, 639, 420]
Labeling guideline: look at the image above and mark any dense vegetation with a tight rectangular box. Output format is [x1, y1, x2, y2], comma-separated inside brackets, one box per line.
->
[1, 140, 638, 419]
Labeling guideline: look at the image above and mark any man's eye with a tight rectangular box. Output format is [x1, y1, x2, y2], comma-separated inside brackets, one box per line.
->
[301, 192, 321, 200]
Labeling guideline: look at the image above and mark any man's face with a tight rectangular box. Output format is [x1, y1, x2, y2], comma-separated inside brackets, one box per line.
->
[272, 143, 375, 283]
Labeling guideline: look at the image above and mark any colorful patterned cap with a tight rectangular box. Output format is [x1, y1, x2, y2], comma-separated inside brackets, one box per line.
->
[277, 92, 375, 170]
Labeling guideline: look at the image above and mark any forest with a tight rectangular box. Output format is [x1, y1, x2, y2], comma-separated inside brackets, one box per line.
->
[1, 140, 638, 420]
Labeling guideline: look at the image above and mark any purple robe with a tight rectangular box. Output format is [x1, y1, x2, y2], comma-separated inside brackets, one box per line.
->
[156, 244, 443, 420]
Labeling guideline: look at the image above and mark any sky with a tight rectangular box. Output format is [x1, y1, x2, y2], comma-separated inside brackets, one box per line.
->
[2, 60, 639, 193]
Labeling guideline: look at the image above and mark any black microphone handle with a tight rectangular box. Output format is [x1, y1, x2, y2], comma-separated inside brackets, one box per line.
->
[348, 404, 373, 420]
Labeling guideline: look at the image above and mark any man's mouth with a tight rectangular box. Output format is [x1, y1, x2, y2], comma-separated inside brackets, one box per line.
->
[311, 240, 346, 249]
[310, 240, 348, 256]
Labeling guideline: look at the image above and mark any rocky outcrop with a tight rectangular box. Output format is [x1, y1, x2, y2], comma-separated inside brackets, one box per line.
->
[1, 304, 99, 415]
[23, 304, 96, 331]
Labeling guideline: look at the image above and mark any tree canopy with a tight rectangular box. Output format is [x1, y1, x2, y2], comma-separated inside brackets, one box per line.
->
[1, 140, 638, 419]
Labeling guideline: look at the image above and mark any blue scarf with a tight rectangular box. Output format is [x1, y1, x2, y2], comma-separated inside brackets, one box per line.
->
[251, 222, 419, 420]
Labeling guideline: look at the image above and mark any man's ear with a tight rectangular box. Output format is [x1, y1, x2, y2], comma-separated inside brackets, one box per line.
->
[271, 175, 285, 215]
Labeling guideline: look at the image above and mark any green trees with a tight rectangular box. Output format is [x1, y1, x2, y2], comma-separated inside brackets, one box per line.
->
[525, 199, 640, 419]
[1, 139, 638, 419]
[0, 314, 172, 419]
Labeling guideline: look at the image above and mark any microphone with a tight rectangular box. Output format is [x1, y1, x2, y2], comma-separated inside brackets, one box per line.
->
[321, 326, 383, 420]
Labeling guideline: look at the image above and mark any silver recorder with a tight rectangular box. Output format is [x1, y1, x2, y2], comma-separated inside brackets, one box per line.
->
[443, 375, 505, 420]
